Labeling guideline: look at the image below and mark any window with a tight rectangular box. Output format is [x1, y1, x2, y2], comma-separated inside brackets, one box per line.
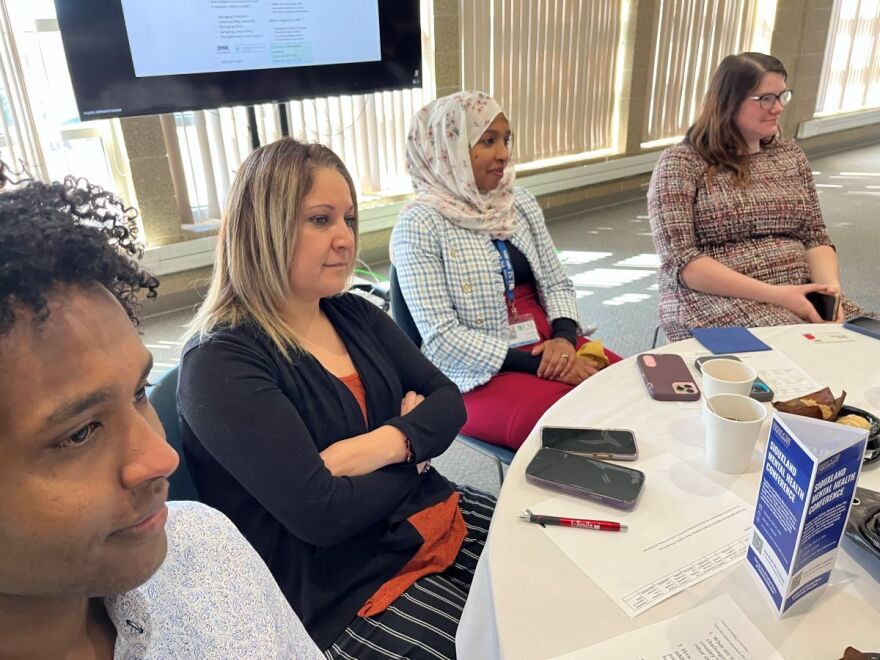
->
[2, 1, 129, 197]
[816, 0, 880, 115]
[641, 0, 776, 147]
[460, 0, 627, 169]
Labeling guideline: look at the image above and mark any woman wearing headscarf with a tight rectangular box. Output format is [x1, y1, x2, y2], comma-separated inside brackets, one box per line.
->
[391, 92, 619, 451]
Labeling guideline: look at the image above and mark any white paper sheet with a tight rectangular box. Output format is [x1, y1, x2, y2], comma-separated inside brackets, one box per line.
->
[533, 454, 753, 617]
[551, 593, 783, 660]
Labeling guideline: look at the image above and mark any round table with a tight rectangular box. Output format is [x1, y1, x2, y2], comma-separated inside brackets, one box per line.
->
[456, 324, 880, 659]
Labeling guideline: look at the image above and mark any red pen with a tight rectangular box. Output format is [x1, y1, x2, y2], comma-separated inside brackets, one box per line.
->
[518, 508, 627, 532]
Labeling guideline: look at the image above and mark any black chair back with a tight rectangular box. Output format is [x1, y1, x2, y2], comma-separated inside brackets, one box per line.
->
[147, 366, 200, 501]
[388, 265, 516, 480]
[390, 266, 423, 348]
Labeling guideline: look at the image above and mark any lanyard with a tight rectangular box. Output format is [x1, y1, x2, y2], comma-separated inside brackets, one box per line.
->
[493, 239, 517, 314]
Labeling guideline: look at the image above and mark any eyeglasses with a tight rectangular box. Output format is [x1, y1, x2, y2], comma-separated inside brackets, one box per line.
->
[748, 89, 793, 110]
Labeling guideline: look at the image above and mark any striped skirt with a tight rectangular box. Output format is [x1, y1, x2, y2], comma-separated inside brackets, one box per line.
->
[325, 485, 496, 660]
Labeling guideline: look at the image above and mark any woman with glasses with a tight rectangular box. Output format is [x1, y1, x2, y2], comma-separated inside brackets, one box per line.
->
[391, 92, 619, 451]
[648, 52, 873, 341]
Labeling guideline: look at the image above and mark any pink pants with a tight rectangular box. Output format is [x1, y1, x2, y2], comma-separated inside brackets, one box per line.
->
[460, 284, 621, 451]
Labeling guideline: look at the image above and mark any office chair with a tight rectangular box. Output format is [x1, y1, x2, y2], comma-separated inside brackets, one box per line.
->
[651, 324, 667, 349]
[389, 266, 514, 485]
[147, 365, 200, 501]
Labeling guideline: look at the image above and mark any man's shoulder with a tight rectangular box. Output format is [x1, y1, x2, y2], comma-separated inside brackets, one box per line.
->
[164, 501, 241, 553]
[149, 501, 267, 602]
[125, 502, 322, 658]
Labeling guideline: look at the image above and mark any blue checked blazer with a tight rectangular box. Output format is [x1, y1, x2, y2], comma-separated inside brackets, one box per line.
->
[390, 187, 580, 392]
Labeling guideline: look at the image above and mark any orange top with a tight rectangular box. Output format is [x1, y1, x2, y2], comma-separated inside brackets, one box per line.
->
[338, 372, 368, 422]
[338, 372, 466, 617]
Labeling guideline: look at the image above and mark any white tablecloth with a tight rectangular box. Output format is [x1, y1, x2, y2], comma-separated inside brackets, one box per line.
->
[456, 325, 880, 659]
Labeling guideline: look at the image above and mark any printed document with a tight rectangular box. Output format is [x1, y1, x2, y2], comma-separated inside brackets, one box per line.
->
[551, 593, 783, 659]
[534, 453, 752, 616]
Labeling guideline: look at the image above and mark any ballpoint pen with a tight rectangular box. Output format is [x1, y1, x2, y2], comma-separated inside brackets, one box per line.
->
[517, 508, 627, 532]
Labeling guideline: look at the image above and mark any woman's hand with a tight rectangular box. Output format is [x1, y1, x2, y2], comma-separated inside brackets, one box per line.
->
[768, 283, 835, 323]
[401, 391, 430, 472]
[551, 355, 601, 386]
[531, 337, 577, 379]
[400, 391, 425, 416]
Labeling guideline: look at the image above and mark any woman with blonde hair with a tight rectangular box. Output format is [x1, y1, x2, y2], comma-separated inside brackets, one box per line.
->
[178, 138, 494, 658]
[648, 52, 874, 341]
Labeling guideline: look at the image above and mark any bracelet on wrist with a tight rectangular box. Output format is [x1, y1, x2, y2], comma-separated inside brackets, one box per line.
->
[403, 435, 415, 464]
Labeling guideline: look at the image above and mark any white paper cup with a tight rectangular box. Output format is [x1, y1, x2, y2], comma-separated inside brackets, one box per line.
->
[701, 359, 757, 399]
[704, 393, 768, 474]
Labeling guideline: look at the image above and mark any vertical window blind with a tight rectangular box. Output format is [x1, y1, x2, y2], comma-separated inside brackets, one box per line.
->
[816, 0, 880, 115]
[0, 2, 126, 196]
[460, 0, 625, 167]
[0, 2, 47, 179]
[175, 0, 435, 223]
[641, 0, 775, 146]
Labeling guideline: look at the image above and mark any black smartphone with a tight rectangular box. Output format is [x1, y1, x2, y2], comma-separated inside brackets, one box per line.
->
[843, 315, 880, 341]
[806, 291, 840, 321]
[525, 447, 646, 510]
[541, 426, 638, 461]
[694, 355, 774, 402]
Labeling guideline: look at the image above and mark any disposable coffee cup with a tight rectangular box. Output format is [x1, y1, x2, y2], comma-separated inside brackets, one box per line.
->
[701, 359, 757, 399]
[704, 393, 767, 474]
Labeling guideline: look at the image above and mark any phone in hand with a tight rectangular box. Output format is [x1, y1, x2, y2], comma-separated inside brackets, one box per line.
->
[806, 291, 840, 322]
[541, 426, 638, 460]
[843, 315, 880, 340]
[525, 447, 646, 509]
[637, 353, 700, 401]
[694, 355, 774, 402]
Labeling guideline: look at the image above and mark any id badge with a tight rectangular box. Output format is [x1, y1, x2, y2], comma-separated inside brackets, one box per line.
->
[508, 313, 540, 348]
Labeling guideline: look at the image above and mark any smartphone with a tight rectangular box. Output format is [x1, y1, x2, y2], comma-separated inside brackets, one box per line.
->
[694, 355, 774, 402]
[525, 447, 646, 509]
[541, 426, 638, 460]
[636, 353, 700, 401]
[843, 315, 880, 341]
[806, 291, 840, 322]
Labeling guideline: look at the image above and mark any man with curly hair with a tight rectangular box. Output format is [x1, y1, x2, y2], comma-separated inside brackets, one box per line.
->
[0, 174, 323, 658]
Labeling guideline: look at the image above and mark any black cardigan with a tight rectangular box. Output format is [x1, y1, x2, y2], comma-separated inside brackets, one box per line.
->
[177, 294, 465, 649]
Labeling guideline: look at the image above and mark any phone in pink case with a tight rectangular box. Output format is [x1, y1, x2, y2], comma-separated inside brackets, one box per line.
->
[636, 353, 700, 401]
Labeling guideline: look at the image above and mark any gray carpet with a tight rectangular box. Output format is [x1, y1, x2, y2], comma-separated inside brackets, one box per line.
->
[142, 142, 880, 496]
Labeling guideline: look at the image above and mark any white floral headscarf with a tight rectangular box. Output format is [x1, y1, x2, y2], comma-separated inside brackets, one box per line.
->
[405, 91, 517, 239]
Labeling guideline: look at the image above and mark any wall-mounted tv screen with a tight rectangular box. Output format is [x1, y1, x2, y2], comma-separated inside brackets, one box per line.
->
[55, 0, 421, 120]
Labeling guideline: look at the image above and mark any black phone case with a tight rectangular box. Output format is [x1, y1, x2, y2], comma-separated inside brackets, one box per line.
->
[541, 426, 639, 460]
[525, 448, 645, 510]
[806, 291, 839, 321]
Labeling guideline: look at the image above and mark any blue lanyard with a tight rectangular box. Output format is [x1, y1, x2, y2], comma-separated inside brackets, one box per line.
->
[493, 239, 516, 308]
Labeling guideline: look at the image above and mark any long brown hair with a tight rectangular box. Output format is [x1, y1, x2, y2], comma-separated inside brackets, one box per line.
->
[686, 52, 788, 187]
[187, 138, 359, 357]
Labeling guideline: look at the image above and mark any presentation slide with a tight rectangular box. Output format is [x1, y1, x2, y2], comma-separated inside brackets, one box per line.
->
[120, 0, 381, 77]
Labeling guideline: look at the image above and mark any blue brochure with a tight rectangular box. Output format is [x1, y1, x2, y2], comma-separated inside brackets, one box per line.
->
[691, 326, 772, 354]
[747, 412, 868, 616]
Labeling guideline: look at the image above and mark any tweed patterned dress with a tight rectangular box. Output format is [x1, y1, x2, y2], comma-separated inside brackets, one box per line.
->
[648, 139, 870, 342]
